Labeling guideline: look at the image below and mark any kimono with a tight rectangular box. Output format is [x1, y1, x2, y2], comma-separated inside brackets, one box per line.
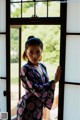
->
[17, 61, 55, 120]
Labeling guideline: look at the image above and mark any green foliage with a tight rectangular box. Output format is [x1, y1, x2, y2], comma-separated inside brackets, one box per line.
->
[10, 29, 19, 63]
[22, 2, 34, 13]
[11, 3, 21, 18]
[22, 25, 60, 64]
[11, 56, 19, 63]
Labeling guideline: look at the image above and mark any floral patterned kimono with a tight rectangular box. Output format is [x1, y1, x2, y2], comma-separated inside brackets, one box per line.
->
[17, 61, 55, 120]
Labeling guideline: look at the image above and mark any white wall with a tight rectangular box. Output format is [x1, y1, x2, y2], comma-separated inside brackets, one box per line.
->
[0, 0, 7, 112]
[63, 0, 80, 120]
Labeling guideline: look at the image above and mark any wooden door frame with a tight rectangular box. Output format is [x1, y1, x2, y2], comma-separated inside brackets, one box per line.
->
[6, 1, 67, 120]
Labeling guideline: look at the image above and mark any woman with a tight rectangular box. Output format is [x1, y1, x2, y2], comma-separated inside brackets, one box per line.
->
[17, 36, 61, 120]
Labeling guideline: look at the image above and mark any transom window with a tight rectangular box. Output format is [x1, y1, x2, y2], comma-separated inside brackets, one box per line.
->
[10, 0, 61, 18]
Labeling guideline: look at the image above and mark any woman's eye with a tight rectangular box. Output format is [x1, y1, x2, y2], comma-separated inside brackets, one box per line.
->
[29, 51, 33, 54]
[37, 51, 41, 54]
[28, 50, 41, 55]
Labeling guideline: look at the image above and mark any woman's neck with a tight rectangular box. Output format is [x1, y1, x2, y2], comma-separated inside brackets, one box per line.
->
[28, 60, 39, 66]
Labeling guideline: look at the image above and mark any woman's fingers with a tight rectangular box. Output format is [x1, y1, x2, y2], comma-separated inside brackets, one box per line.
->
[54, 66, 62, 84]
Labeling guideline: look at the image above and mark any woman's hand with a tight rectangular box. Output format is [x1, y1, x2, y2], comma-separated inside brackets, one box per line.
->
[54, 66, 62, 84]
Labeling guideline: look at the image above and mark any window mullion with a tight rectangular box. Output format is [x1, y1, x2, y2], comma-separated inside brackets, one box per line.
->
[34, 1, 36, 17]
[47, 0, 48, 17]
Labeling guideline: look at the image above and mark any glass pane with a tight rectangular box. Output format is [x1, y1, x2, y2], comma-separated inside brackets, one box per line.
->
[0, 0, 6, 32]
[10, 28, 19, 118]
[48, 2, 60, 17]
[22, 0, 47, 2]
[11, 0, 21, 2]
[36, 0, 47, 1]
[11, 3, 21, 18]
[36, 2, 47, 17]
[21, 25, 60, 120]
[22, 0, 33, 1]
[64, 84, 80, 120]
[67, 1, 80, 32]
[35, 0, 50, 2]
[0, 35, 6, 77]
[65, 35, 80, 83]
[22, 2, 34, 17]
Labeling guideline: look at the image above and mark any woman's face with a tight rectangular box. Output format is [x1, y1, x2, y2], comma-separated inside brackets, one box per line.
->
[26, 45, 42, 66]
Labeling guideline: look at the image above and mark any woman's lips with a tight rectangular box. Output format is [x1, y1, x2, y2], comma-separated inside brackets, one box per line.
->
[33, 58, 37, 61]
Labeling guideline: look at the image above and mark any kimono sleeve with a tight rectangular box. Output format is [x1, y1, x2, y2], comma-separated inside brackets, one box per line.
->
[20, 66, 55, 109]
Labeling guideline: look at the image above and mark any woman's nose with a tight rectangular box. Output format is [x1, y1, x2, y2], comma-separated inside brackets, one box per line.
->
[32, 53, 37, 58]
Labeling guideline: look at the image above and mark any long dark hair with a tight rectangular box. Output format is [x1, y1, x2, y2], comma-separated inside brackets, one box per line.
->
[23, 36, 43, 61]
